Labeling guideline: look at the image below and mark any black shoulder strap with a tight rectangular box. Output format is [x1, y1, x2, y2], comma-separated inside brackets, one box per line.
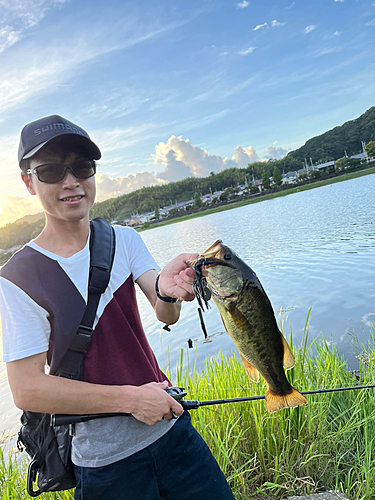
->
[55, 218, 115, 379]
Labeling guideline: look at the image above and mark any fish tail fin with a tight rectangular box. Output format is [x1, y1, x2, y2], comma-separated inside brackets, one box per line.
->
[265, 387, 307, 413]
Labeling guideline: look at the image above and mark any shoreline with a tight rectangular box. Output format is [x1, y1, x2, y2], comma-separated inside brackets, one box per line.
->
[139, 165, 375, 232]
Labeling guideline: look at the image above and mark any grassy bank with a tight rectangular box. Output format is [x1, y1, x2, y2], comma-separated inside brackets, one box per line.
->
[1, 315, 375, 499]
[140, 166, 375, 231]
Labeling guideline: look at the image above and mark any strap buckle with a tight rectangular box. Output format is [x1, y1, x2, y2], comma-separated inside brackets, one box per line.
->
[68, 325, 93, 353]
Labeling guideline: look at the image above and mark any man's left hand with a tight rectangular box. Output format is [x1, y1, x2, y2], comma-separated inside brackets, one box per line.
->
[158, 253, 199, 302]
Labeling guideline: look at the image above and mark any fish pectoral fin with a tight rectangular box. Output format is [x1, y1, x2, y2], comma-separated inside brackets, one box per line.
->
[228, 306, 251, 329]
[239, 353, 259, 383]
[281, 335, 296, 370]
[265, 387, 308, 413]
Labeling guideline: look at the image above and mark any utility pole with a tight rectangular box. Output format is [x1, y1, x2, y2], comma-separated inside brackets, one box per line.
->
[361, 141, 368, 163]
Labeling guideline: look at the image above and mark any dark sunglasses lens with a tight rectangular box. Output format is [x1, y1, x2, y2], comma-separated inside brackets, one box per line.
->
[36, 164, 66, 183]
[36, 161, 96, 183]
[71, 160, 96, 179]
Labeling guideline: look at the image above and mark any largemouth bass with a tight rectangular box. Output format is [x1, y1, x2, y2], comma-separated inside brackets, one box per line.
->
[191, 240, 307, 413]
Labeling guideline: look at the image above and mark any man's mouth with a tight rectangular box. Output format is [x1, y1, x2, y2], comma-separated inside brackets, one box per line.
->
[60, 195, 84, 202]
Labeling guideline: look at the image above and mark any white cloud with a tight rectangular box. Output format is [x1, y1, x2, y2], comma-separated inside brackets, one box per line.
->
[238, 46, 256, 55]
[0, 0, 69, 54]
[154, 136, 230, 177]
[365, 19, 375, 26]
[156, 150, 193, 182]
[0, 196, 42, 226]
[154, 136, 264, 176]
[334, 0, 344, 2]
[93, 138, 262, 198]
[313, 46, 342, 57]
[96, 172, 166, 201]
[270, 20, 286, 27]
[253, 22, 268, 31]
[253, 20, 285, 31]
[304, 25, 316, 34]
[232, 145, 259, 164]
[324, 31, 340, 40]
[95, 138, 285, 199]
[237, 1, 250, 8]
[264, 142, 288, 160]
[285, 2, 295, 9]
[0, 25, 21, 54]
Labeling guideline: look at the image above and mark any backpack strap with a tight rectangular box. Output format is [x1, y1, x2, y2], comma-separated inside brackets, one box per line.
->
[55, 218, 115, 379]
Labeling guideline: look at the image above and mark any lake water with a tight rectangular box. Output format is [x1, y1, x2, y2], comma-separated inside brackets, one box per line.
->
[1, 174, 375, 437]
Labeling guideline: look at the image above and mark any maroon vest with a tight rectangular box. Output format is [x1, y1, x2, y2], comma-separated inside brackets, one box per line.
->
[1, 247, 169, 386]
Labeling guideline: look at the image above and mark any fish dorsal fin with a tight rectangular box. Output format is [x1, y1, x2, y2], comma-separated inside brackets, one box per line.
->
[240, 353, 260, 383]
[281, 335, 295, 370]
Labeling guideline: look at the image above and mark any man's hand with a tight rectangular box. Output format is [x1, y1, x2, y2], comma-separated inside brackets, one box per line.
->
[158, 253, 199, 302]
[130, 380, 183, 425]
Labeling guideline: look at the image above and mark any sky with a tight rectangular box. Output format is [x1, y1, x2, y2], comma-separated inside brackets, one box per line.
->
[1, 0, 375, 224]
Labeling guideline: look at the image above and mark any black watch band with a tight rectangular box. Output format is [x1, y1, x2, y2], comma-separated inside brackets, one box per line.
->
[155, 274, 178, 303]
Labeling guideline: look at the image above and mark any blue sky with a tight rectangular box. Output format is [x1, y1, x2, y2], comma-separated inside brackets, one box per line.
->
[1, 0, 374, 223]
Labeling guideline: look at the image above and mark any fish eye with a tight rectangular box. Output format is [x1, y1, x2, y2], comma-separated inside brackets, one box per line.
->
[224, 253, 232, 260]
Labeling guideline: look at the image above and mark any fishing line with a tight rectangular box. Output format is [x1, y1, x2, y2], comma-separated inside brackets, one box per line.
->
[178, 384, 375, 410]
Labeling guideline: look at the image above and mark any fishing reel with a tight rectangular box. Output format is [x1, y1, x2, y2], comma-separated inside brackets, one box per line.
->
[164, 386, 202, 411]
[165, 386, 187, 403]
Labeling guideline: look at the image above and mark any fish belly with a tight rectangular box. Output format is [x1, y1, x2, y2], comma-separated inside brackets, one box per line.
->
[215, 295, 307, 413]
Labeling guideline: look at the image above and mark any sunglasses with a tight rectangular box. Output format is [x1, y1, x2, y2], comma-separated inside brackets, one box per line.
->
[27, 159, 96, 184]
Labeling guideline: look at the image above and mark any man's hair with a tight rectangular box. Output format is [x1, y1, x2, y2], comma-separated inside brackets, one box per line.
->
[20, 136, 97, 174]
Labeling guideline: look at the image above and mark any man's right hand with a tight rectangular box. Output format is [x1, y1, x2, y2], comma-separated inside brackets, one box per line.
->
[130, 380, 183, 425]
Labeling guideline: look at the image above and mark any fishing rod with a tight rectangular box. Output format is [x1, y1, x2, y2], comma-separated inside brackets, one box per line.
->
[51, 383, 375, 427]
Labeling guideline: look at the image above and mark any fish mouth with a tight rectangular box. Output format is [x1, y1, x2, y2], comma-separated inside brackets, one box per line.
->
[189, 252, 237, 310]
[200, 240, 223, 259]
[188, 240, 235, 269]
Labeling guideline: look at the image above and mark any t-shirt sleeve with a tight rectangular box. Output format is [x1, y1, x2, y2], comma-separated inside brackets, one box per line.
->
[0, 277, 50, 362]
[114, 226, 160, 281]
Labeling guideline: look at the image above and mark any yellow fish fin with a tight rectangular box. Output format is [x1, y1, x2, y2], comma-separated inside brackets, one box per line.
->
[265, 387, 307, 413]
[281, 334, 296, 370]
[239, 353, 259, 383]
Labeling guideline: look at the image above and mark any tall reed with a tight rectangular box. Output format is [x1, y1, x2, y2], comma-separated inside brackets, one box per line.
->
[175, 320, 375, 499]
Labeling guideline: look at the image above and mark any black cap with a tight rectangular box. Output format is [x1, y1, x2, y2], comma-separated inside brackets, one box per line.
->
[18, 114, 101, 165]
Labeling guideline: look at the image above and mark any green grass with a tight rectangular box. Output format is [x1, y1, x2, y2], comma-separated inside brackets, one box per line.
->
[2, 314, 375, 499]
[140, 166, 375, 232]
[173, 314, 375, 499]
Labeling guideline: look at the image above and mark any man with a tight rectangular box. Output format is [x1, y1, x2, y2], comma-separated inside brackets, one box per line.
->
[0, 115, 235, 499]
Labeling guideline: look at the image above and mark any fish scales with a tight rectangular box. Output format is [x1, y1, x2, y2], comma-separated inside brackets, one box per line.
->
[191, 240, 307, 413]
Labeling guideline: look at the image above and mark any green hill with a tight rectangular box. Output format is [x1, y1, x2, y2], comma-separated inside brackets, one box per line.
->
[14, 212, 44, 225]
[287, 106, 375, 163]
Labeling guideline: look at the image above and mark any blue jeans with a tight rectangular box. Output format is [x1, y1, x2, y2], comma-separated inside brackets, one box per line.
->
[74, 411, 235, 500]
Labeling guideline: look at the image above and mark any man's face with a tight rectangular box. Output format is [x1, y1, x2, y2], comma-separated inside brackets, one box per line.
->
[21, 150, 96, 225]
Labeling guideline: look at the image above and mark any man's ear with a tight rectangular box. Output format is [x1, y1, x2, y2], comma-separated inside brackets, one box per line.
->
[21, 172, 37, 196]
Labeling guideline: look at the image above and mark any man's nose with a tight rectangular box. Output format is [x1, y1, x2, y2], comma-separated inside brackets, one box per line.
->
[61, 167, 80, 186]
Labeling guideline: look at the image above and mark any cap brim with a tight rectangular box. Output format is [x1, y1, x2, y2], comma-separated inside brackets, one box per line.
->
[22, 134, 101, 161]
